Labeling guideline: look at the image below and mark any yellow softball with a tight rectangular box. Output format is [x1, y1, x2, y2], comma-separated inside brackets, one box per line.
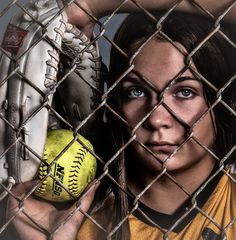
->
[35, 129, 97, 202]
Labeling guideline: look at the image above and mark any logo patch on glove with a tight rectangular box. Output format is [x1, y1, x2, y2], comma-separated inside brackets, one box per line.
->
[2, 24, 28, 54]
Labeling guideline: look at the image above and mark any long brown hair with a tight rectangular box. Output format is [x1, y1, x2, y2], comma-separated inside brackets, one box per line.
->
[95, 10, 236, 240]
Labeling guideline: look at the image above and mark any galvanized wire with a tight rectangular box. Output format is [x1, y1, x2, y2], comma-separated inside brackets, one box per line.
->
[0, 0, 235, 239]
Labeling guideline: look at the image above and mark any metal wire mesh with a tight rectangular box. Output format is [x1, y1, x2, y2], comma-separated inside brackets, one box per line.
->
[0, 0, 235, 239]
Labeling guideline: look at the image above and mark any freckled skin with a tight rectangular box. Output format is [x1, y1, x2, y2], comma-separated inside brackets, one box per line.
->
[120, 40, 216, 178]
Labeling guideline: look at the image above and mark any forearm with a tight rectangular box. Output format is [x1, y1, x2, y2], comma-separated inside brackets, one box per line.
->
[65, 0, 235, 37]
[81, 0, 236, 21]
[194, 0, 236, 21]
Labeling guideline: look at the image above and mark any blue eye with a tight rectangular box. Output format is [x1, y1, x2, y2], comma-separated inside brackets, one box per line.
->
[175, 89, 196, 99]
[127, 88, 145, 98]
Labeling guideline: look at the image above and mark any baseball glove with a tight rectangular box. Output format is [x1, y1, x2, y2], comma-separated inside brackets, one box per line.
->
[0, 0, 101, 199]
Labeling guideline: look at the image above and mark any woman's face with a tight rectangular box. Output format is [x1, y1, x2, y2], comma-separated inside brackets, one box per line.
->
[119, 40, 216, 175]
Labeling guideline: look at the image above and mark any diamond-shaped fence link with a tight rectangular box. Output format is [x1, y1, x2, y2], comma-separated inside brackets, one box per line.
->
[0, 0, 235, 240]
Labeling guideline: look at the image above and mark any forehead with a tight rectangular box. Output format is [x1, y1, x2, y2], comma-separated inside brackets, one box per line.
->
[132, 40, 193, 89]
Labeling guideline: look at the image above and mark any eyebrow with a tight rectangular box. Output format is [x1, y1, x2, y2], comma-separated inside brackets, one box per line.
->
[175, 76, 201, 83]
[122, 74, 200, 85]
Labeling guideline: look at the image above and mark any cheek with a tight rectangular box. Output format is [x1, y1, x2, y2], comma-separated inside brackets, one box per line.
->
[192, 112, 216, 147]
[167, 98, 209, 126]
[171, 99, 216, 147]
[121, 102, 147, 127]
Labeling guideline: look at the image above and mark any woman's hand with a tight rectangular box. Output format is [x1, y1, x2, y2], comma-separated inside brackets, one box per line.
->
[64, 0, 99, 38]
[7, 180, 99, 240]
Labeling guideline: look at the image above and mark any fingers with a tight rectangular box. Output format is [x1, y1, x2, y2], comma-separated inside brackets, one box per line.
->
[51, 180, 100, 240]
[68, 180, 100, 224]
[78, 179, 100, 213]
[6, 180, 100, 240]
[64, 0, 95, 38]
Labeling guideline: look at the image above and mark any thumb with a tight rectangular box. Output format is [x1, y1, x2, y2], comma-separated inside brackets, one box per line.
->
[56, 180, 100, 233]
[75, 179, 100, 218]
[51, 180, 100, 240]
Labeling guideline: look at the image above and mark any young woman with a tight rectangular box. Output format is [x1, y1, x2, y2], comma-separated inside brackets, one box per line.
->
[6, 1, 236, 240]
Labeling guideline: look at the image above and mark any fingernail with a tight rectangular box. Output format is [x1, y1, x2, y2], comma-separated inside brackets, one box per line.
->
[93, 180, 101, 190]
[87, 179, 100, 192]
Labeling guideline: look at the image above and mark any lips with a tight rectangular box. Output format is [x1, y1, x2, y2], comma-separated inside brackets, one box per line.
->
[145, 142, 178, 154]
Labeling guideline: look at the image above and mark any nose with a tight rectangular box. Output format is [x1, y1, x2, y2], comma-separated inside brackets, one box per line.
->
[143, 103, 174, 130]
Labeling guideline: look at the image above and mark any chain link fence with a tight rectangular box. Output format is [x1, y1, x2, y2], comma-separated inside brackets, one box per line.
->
[0, 0, 235, 239]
